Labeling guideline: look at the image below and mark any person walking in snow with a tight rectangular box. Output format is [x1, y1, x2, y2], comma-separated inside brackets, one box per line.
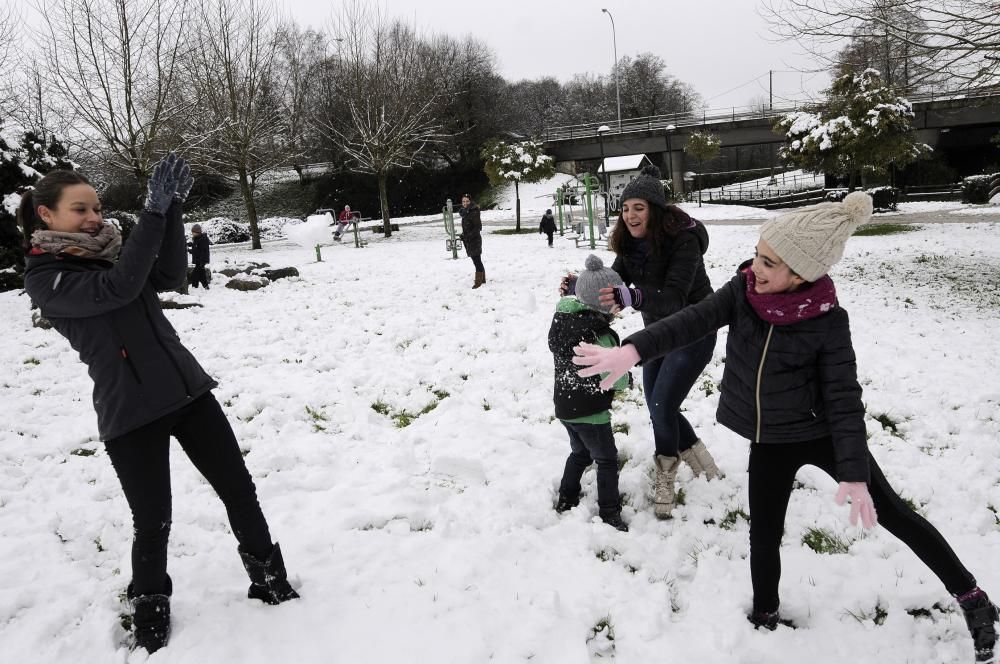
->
[187, 223, 211, 289]
[572, 192, 998, 661]
[539, 208, 557, 247]
[560, 165, 722, 521]
[549, 254, 630, 532]
[458, 193, 485, 288]
[20, 156, 300, 655]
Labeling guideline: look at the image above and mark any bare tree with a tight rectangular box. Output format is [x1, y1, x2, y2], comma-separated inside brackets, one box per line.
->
[0, 3, 21, 120]
[314, 0, 444, 237]
[762, 0, 1000, 89]
[185, 0, 292, 250]
[616, 53, 701, 118]
[36, 0, 191, 184]
[275, 22, 329, 176]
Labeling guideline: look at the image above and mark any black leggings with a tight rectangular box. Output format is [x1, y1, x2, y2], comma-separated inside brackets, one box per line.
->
[104, 392, 273, 595]
[748, 438, 976, 613]
[470, 255, 485, 272]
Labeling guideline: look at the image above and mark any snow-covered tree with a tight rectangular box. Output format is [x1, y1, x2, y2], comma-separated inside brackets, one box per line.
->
[774, 69, 929, 188]
[482, 139, 554, 231]
[0, 128, 76, 291]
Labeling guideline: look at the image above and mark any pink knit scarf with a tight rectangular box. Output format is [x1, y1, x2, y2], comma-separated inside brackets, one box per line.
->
[744, 268, 838, 325]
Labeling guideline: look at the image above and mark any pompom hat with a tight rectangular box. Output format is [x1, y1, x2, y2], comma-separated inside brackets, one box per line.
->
[620, 165, 668, 210]
[759, 191, 873, 282]
[575, 254, 624, 314]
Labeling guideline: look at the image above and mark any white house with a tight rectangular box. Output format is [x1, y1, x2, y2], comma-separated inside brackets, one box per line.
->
[597, 154, 655, 210]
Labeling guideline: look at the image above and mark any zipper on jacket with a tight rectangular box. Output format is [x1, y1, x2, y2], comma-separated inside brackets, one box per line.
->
[120, 347, 143, 384]
[754, 324, 774, 443]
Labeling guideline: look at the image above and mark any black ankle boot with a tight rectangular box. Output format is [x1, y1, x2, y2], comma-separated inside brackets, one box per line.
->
[959, 589, 999, 662]
[239, 542, 300, 605]
[127, 576, 172, 653]
[748, 608, 795, 631]
[554, 493, 580, 513]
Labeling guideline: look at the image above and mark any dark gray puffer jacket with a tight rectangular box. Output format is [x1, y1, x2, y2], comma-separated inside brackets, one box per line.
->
[24, 204, 217, 441]
[624, 262, 869, 483]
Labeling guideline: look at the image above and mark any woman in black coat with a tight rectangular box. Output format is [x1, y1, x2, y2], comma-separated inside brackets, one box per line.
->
[566, 165, 722, 520]
[458, 193, 485, 288]
[573, 193, 998, 660]
[20, 156, 299, 654]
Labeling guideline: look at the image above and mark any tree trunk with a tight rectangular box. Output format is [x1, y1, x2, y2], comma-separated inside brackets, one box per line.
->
[378, 171, 392, 238]
[238, 166, 262, 250]
[515, 180, 521, 231]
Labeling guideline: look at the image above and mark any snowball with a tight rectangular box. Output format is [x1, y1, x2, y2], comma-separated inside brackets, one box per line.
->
[286, 213, 334, 248]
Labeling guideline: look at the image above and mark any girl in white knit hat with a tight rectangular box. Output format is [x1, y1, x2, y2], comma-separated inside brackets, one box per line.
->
[574, 191, 997, 662]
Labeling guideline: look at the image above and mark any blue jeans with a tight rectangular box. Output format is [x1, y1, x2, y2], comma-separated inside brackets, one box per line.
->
[559, 422, 620, 516]
[642, 332, 717, 457]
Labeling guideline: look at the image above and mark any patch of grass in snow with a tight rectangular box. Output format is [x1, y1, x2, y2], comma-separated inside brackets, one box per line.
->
[70, 447, 97, 457]
[988, 504, 1000, 526]
[304, 405, 329, 432]
[612, 422, 629, 435]
[371, 400, 391, 415]
[393, 411, 417, 428]
[432, 389, 450, 400]
[595, 547, 620, 562]
[616, 451, 630, 472]
[23, 357, 40, 365]
[871, 411, 903, 437]
[482, 399, 491, 411]
[901, 496, 925, 515]
[853, 223, 917, 236]
[720, 507, 749, 530]
[491, 228, 537, 235]
[802, 527, 851, 554]
[845, 602, 889, 626]
[699, 377, 716, 397]
[675, 487, 686, 506]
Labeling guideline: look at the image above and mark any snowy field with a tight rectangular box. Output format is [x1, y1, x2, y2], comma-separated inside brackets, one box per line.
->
[2, 216, 1000, 664]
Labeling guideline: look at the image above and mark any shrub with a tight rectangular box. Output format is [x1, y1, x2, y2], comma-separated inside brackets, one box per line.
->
[962, 174, 999, 204]
[866, 186, 899, 211]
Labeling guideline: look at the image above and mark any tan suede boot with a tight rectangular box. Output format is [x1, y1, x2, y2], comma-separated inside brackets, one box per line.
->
[679, 439, 724, 480]
[653, 454, 680, 519]
[472, 271, 485, 289]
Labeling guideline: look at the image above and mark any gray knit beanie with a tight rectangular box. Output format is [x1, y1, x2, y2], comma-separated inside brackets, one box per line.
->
[620, 165, 668, 209]
[575, 254, 624, 314]
[759, 191, 873, 282]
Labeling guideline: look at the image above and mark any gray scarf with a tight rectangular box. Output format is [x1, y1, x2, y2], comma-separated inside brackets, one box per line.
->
[31, 223, 122, 261]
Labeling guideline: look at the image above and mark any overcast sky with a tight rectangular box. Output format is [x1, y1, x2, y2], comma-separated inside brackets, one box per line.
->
[286, 0, 832, 112]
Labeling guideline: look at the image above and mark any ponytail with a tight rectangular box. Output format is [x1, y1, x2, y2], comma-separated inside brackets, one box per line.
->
[15, 170, 91, 252]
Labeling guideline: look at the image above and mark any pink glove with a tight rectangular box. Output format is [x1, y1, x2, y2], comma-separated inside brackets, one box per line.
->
[835, 482, 878, 529]
[572, 342, 641, 391]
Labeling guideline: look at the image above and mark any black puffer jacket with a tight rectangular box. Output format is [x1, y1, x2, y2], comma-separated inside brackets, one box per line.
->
[458, 204, 482, 257]
[548, 303, 620, 420]
[611, 221, 713, 327]
[24, 204, 217, 441]
[189, 234, 211, 265]
[624, 262, 869, 482]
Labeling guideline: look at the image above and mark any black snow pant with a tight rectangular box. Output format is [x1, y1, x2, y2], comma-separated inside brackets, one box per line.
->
[470, 254, 485, 273]
[544, 231, 554, 247]
[748, 437, 977, 613]
[559, 421, 621, 517]
[104, 392, 273, 596]
[189, 264, 209, 289]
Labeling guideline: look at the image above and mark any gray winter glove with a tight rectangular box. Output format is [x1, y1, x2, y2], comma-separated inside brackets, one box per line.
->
[173, 161, 194, 203]
[144, 153, 184, 214]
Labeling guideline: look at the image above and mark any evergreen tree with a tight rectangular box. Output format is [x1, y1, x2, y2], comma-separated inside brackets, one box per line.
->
[482, 139, 555, 231]
[774, 69, 929, 189]
[0, 128, 75, 291]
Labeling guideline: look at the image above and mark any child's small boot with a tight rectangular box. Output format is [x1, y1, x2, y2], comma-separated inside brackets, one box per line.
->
[747, 606, 795, 631]
[239, 542, 301, 605]
[600, 508, 629, 532]
[127, 576, 172, 653]
[958, 588, 999, 662]
[679, 439, 724, 480]
[653, 454, 680, 519]
[554, 493, 580, 513]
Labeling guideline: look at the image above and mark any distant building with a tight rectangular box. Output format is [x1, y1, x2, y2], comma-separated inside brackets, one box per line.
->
[597, 154, 655, 210]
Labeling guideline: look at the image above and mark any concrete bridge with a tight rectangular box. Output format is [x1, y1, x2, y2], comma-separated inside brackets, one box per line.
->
[543, 88, 1000, 188]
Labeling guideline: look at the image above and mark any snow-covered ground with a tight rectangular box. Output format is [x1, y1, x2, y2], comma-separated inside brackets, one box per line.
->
[2, 217, 999, 663]
[698, 169, 826, 197]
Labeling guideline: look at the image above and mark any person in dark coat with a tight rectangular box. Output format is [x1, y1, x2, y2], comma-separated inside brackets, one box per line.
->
[549, 255, 630, 532]
[20, 157, 299, 655]
[458, 193, 485, 288]
[560, 165, 721, 520]
[539, 208, 557, 247]
[188, 223, 211, 289]
[572, 192, 999, 660]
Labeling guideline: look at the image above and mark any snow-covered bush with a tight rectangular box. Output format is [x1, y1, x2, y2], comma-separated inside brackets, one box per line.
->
[962, 174, 1000, 204]
[866, 186, 899, 212]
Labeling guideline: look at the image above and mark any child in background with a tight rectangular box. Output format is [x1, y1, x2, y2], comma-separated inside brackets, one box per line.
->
[573, 192, 998, 661]
[539, 209, 557, 247]
[548, 254, 630, 532]
[188, 223, 211, 289]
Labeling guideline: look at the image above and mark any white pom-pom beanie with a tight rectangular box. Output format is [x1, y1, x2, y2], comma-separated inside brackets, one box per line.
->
[759, 191, 874, 282]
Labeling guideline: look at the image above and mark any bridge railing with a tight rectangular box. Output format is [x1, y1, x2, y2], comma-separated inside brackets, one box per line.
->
[543, 85, 1000, 144]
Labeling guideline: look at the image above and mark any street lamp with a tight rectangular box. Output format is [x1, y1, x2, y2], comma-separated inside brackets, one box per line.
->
[664, 124, 676, 198]
[601, 8, 622, 132]
[597, 125, 611, 229]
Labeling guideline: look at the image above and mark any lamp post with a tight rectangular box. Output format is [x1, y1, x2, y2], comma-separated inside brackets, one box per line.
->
[601, 8, 622, 132]
[597, 125, 611, 230]
[664, 124, 676, 198]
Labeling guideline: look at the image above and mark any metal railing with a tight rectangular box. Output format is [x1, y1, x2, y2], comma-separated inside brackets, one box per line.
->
[543, 85, 1000, 143]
